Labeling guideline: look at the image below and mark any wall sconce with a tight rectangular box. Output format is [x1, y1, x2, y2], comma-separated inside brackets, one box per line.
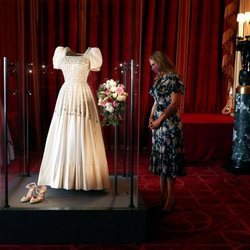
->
[237, 13, 245, 38]
[237, 12, 250, 38]
[245, 12, 250, 23]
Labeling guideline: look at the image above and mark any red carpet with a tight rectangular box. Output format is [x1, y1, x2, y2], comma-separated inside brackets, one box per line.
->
[139, 161, 250, 249]
[2, 152, 250, 249]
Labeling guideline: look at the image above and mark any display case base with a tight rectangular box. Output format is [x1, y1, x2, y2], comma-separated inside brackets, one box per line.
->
[0, 175, 146, 244]
[0, 207, 146, 244]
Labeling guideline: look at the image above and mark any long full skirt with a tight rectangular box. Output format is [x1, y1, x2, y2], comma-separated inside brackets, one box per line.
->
[37, 82, 110, 190]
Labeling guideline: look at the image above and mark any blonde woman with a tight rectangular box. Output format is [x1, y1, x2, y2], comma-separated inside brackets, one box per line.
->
[148, 51, 186, 213]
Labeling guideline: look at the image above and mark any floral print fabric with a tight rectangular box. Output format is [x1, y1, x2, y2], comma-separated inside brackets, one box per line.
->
[149, 73, 186, 177]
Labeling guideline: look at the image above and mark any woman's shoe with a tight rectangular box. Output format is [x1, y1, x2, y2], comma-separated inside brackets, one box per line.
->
[162, 199, 176, 214]
[20, 182, 37, 203]
[30, 185, 47, 204]
[160, 196, 167, 208]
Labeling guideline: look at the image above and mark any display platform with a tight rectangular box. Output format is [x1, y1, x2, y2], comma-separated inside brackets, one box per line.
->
[0, 175, 146, 244]
[181, 113, 234, 163]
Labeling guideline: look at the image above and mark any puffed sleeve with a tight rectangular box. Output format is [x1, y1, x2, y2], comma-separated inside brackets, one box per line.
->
[168, 74, 185, 95]
[88, 47, 103, 71]
[52, 46, 65, 69]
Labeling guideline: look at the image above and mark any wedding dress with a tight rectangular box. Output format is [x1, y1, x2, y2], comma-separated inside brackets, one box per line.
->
[37, 46, 110, 190]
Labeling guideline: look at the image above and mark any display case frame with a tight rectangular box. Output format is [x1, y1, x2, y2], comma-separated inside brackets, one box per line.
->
[0, 0, 146, 243]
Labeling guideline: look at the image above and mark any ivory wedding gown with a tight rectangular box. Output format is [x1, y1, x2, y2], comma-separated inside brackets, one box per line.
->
[37, 46, 110, 190]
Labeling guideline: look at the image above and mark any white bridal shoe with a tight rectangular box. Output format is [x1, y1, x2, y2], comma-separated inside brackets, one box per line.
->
[20, 182, 37, 203]
[30, 185, 47, 204]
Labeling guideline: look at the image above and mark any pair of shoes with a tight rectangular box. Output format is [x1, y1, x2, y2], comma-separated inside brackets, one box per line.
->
[162, 199, 176, 214]
[20, 183, 47, 204]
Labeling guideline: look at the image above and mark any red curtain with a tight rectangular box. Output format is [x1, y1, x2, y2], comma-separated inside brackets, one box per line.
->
[140, 0, 230, 116]
[185, 0, 228, 113]
[0, 0, 236, 150]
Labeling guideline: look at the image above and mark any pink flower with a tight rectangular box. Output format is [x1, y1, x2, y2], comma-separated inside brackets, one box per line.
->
[116, 84, 124, 95]
[105, 89, 110, 95]
[113, 101, 119, 107]
[101, 100, 107, 107]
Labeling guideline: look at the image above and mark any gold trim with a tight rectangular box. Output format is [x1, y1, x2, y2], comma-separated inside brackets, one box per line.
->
[236, 85, 250, 94]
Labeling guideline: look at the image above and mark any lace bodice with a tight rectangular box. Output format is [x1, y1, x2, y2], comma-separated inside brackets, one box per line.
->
[53, 46, 102, 84]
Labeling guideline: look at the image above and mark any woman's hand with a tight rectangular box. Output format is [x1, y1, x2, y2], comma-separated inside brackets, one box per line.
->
[149, 117, 162, 129]
[148, 117, 153, 127]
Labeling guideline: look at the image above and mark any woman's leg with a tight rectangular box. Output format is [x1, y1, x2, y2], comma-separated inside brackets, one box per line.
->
[163, 176, 176, 212]
[160, 175, 167, 205]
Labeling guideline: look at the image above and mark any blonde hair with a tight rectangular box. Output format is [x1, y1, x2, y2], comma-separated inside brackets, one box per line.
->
[150, 51, 176, 74]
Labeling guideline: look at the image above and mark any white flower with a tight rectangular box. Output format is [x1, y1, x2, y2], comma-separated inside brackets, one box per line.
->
[105, 103, 114, 113]
[98, 98, 103, 105]
[110, 86, 117, 93]
[105, 79, 117, 89]
[109, 79, 117, 87]
[117, 93, 127, 102]
[112, 92, 118, 98]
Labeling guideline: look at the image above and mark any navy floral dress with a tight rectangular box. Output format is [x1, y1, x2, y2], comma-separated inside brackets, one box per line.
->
[149, 73, 186, 177]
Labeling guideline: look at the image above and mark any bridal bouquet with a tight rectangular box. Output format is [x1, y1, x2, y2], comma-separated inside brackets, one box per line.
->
[97, 79, 128, 126]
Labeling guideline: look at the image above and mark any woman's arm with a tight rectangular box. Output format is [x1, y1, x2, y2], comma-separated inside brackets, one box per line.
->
[150, 92, 181, 129]
[148, 101, 156, 127]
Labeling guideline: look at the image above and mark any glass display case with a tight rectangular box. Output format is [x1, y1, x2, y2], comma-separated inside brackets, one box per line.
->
[0, 0, 145, 243]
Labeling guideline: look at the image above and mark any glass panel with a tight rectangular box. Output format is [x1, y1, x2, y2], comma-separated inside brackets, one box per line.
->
[0, 58, 6, 207]
[0, 0, 26, 207]
[0, 59, 19, 207]
[0, 0, 142, 209]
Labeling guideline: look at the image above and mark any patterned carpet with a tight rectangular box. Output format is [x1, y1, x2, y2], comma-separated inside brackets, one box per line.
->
[140, 162, 250, 250]
[1, 156, 250, 249]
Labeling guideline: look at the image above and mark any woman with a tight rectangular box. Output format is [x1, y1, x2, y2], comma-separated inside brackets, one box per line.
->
[148, 51, 186, 213]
